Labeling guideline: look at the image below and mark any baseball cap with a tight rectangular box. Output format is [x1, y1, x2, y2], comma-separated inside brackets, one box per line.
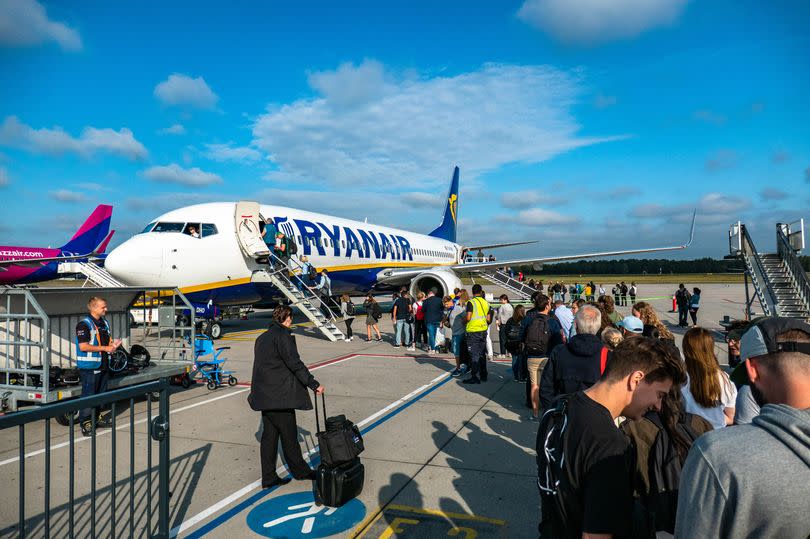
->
[740, 317, 810, 362]
[618, 315, 644, 333]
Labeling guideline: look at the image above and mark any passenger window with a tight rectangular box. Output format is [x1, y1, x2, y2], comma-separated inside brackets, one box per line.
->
[140, 222, 156, 234]
[201, 223, 218, 237]
[152, 222, 186, 233]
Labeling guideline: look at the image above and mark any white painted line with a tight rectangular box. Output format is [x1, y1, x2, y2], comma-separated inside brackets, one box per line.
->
[170, 371, 451, 538]
[0, 352, 358, 468]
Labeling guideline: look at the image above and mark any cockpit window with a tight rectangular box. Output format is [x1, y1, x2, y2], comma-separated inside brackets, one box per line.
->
[184, 223, 201, 238]
[140, 222, 156, 233]
[201, 223, 218, 237]
[151, 222, 186, 233]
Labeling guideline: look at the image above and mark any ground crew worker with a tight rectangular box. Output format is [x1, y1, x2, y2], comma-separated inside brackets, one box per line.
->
[463, 284, 492, 384]
[75, 296, 121, 437]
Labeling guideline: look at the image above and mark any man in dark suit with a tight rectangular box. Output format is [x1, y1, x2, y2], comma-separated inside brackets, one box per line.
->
[249, 305, 325, 488]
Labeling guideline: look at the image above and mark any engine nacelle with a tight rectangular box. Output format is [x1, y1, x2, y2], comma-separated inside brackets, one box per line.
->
[409, 270, 462, 299]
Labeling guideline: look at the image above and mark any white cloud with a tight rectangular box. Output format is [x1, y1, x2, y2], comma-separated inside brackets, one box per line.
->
[254, 61, 622, 188]
[48, 189, 87, 203]
[0, 116, 148, 160]
[502, 207, 579, 226]
[500, 190, 566, 209]
[517, 0, 687, 45]
[0, 0, 82, 51]
[154, 74, 219, 109]
[0, 166, 8, 187]
[400, 192, 444, 208]
[629, 192, 751, 224]
[142, 164, 223, 187]
[158, 124, 186, 135]
[204, 142, 261, 163]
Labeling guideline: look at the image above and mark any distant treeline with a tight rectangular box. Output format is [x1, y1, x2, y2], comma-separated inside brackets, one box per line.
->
[514, 256, 810, 275]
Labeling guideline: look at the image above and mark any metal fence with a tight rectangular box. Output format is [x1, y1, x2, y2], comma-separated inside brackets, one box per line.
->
[0, 379, 172, 539]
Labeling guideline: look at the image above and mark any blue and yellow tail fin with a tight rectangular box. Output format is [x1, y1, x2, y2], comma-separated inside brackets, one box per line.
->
[428, 166, 459, 243]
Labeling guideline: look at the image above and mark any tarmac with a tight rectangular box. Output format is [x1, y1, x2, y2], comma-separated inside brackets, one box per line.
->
[0, 282, 749, 538]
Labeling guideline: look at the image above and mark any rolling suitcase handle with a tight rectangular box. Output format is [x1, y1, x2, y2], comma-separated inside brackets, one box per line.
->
[314, 391, 327, 435]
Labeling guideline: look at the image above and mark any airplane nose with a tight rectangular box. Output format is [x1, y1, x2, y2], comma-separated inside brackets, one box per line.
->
[105, 236, 163, 285]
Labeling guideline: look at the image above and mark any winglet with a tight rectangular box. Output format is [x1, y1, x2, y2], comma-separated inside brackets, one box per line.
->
[684, 209, 697, 248]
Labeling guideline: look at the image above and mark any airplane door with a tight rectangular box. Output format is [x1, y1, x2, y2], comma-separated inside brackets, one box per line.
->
[235, 201, 270, 259]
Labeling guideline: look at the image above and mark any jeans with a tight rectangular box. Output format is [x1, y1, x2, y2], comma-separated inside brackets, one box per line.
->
[395, 319, 411, 345]
[466, 331, 488, 380]
[511, 353, 523, 380]
[426, 322, 440, 350]
[78, 369, 109, 423]
[451, 334, 464, 357]
[678, 306, 689, 326]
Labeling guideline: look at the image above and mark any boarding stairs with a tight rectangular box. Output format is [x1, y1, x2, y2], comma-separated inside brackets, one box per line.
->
[475, 269, 535, 300]
[731, 219, 810, 321]
[251, 256, 345, 342]
[58, 261, 127, 288]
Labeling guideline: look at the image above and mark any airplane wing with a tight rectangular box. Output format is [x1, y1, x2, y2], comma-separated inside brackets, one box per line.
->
[377, 211, 696, 282]
[0, 231, 117, 269]
[463, 240, 538, 251]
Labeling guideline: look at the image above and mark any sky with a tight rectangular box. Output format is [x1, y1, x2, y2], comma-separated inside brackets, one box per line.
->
[0, 0, 808, 260]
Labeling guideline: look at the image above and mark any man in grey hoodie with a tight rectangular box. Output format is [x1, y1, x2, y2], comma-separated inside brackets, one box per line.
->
[675, 317, 810, 538]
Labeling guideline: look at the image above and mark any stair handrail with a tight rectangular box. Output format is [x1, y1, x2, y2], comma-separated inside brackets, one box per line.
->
[740, 224, 778, 316]
[776, 225, 810, 315]
[491, 269, 536, 296]
[264, 253, 341, 321]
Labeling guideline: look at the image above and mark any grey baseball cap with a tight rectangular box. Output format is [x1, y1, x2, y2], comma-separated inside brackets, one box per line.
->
[740, 317, 810, 362]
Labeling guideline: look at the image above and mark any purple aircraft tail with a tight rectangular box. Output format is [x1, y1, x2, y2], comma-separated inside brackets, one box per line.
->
[60, 205, 113, 254]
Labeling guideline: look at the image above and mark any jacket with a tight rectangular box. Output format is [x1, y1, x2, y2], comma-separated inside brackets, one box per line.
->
[248, 321, 320, 411]
[539, 333, 604, 409]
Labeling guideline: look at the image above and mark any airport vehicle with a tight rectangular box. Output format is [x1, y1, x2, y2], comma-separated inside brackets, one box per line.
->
[105, 167, 694, 313]
[0, 204, 115, 285]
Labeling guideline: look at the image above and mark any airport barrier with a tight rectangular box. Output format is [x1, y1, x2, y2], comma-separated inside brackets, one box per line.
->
[0, 378, 172, 539]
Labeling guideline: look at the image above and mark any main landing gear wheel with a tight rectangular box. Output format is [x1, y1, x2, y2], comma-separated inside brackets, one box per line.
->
[207, 322, 222, 339]
[206, 380, 217, 391]
[228, 376, 237, 387]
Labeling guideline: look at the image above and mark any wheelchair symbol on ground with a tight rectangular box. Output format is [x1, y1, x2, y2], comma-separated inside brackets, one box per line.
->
[246, 491, 366, 537]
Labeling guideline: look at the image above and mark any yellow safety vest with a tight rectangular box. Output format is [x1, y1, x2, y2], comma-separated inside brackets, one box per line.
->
[466, 296, 490, 333]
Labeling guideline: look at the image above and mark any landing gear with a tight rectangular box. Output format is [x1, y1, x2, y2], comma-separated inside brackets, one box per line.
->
[205, 321, 223, 339]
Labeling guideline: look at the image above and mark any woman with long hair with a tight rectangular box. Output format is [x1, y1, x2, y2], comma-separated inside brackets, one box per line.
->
[688, 287, 701, 327]
[339, 293, 355, 342]
[363, 293, 383, 342]
[681, 327, 737, 428]
[633, 301, 674, 341]
[413, 291, 427, 348]
[248, 305, 325, 488]
[599, 295, 622, 326]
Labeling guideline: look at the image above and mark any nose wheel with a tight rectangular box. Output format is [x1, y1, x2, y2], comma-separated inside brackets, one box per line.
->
[205, 321, 222, 339]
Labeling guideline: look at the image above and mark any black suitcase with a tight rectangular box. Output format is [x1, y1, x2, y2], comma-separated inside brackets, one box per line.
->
[314, 394, 364, 467]
[315, 457, 365, 507]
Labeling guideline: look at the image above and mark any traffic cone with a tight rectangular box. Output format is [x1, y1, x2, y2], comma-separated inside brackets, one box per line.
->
[671, 295, 677, 313]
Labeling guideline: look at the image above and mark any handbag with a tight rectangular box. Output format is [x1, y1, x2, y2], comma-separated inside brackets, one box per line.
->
[315, 393, 364, 466]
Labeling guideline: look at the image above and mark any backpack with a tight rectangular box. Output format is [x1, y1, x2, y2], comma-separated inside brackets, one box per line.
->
[641, 413, 703, 534]
[415, 302, 425, 321]
[504, 319, 523, 353]
[345, 301, 356, 316]
[308, 265, 318, 281]
[288, 239, 298, 255]
[371, 302, 382, 320]
[523, 314, 550, 357]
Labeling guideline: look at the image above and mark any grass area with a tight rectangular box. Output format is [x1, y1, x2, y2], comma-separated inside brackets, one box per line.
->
[463, 273, 747, 285]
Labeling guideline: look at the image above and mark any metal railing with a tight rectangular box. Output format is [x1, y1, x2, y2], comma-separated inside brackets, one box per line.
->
[740, 224, 778, 316]
[0, 379, 172, 538]
[489, 269, 537, 298]
[265, 253, 342, 320]
[777, 224, 810, 316]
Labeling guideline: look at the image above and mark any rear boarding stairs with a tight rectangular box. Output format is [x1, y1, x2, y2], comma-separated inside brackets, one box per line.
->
[729, 218, 810, 321]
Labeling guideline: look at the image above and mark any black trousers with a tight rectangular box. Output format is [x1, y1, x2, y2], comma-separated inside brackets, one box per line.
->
[344, 318, 353, 338]
[260, 409, 312, 484]
[466, 331, 488, 380]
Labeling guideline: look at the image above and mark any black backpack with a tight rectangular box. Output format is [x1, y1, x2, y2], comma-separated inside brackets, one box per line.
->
[505, 319, 523, 353]
[288, 239, 298, 255]
[315, 393, 364, 466]
[371, 302, 382, 320]
[308, 265, 318, 281]
[523, 314, 550, 356]
[345, 301, 356, 316]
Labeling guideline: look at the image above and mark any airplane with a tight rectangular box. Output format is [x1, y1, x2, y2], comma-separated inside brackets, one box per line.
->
[104, 167, 695, 314]
[0, 204, 115, 285]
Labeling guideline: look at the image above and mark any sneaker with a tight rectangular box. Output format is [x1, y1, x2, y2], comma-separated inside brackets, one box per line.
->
[366, 338, 373, 342]
[459, 364, 470, 375]
[96, 412, 113, 428]
[462, 377, 481, 385]
[80, 420, 94, 437]
[349, 336, 354, 341]
[375, 337, 383, 342]
[407, 346, 416, 351]
[450, 368, 462, 377]
[393, 344, 400, 348]
[344, 338, 351, 342]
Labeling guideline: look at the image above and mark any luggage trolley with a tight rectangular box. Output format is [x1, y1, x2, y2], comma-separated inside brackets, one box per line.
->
[0, 286, 195, 422]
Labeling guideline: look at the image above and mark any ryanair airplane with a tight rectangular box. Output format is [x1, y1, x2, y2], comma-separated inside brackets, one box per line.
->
[104, 167, 694, 306]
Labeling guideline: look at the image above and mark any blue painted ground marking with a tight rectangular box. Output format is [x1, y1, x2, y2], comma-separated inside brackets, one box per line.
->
[246, 491, 366, 538]
[184, 374, 453, 538]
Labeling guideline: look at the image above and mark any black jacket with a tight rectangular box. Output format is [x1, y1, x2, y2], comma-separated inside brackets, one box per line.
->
[539, 333, 605, 409]
[248, 321, 320, 411]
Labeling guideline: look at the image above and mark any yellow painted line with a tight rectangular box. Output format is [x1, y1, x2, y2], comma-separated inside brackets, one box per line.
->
[218, 321, 316, 340]
[179, 276, 252, 294]
[353, 504, 506, 537]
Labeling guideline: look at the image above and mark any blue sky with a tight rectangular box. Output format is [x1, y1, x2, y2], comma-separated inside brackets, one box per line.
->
[1, 0, 808, 259]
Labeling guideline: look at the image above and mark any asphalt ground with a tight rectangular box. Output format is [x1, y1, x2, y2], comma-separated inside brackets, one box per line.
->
[0, 282, 750, 538]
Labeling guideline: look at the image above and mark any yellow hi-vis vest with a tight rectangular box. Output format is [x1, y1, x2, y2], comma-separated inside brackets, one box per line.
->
[466, 296, 490, 333]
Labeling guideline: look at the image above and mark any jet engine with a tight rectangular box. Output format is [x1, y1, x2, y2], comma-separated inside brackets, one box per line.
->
[409, 269, 462, 298]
